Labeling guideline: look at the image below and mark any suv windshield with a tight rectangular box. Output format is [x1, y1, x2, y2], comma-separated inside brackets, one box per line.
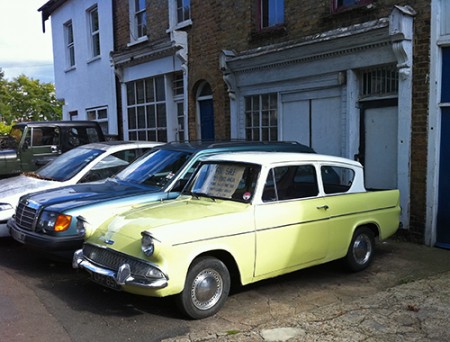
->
[189, 162, 261, 203]
[36, 147, 104, 181]
[115, 149, 192, 188]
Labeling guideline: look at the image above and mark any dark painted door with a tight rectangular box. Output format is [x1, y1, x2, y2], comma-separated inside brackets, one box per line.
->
[199, 99, 215, 141]
[436, 47, 450, 248]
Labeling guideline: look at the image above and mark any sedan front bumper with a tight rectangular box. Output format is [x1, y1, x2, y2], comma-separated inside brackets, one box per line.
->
[8, 219, 84, 252]
[73, 249, 168, 290]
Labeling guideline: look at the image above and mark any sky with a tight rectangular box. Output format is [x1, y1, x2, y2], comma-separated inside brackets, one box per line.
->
[0, 1, 54, 83]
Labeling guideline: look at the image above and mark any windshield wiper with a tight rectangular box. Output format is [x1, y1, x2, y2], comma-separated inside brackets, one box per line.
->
[23, 172, 56, 181]
[190, 192, 216, 202]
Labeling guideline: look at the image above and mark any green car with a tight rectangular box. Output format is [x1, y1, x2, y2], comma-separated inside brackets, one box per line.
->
[74, 152, 400, 319]
[0, 121, 105, 177]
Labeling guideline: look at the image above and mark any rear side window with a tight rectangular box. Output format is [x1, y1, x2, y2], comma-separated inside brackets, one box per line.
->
[321, 165, 354, 194]
[262, 164, 318, 202]
[64, 127, 102, 149]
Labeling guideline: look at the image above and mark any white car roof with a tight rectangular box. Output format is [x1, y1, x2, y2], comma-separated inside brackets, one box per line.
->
[202, 151, 362, 168]
[79, 140, 162, 152]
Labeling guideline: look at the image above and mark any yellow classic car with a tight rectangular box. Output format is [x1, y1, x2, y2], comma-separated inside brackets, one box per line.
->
[73, 152, 401, 319]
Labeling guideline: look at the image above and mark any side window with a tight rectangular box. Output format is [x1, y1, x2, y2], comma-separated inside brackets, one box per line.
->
[176, 0, 191, 23]
[67, 127, 102, 148]
[262, 165, 318, 202]
[321, 165, 355, 194]
[64, 20, 75, 68]
[31, 128, 43, 146]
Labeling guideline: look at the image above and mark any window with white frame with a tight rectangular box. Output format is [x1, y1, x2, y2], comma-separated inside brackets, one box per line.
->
[260, 0, 284, 29]
[88, 6, 100, 58]
[245, 93, 278, 141]
[173, 72, 185, 141]
[176, 0, 191, 23]
[331, 0, 373, 13]
[130, 0, 147, 41]
[64, 20, 75, 68]
[126, 76, 167, 142]
[87, 107, 108, 134]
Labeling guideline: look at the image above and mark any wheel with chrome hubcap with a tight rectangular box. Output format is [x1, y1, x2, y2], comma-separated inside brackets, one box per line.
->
[345, 227, 375, 272]
[177, 257, 230, 319]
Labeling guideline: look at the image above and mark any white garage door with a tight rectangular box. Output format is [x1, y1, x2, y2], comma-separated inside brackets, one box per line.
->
[281, 90, 342, 156]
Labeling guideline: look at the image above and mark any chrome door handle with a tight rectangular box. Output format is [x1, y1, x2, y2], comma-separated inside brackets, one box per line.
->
[316, 205, 329, 210]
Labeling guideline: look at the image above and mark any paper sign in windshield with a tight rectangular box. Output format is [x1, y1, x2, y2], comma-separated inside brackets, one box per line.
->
[202, 164, 245, 198]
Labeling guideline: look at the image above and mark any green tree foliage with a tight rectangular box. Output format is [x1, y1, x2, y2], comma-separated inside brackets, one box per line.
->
[0, 69, 62, 125]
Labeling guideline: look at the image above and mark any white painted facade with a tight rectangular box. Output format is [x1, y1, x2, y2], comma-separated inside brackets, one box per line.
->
[48, 0, 118, 136]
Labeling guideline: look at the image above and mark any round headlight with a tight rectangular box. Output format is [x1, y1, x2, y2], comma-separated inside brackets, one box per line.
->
[141, 233, 154, 256]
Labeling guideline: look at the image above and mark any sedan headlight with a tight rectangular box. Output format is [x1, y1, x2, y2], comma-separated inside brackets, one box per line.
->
[141, 232, 155, 257]
[37, 211, 72, 233]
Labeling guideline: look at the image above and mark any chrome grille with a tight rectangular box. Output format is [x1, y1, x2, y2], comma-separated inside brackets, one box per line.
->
[83, 244, 152, 278]
[15, 201, 37, 231]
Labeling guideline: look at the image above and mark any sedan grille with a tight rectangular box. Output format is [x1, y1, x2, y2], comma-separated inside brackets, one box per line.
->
[15, 201, 37, 231]
[83, 244, 154, 278]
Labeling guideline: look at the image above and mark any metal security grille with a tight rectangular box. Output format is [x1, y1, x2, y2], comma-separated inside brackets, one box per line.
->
[360, 66, 398, 98]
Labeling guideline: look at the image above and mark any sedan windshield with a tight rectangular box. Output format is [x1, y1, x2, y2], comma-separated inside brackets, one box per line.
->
[36, 147, 104, 182]
[189, 162, 260, 203]
[115, 149, 191, 188]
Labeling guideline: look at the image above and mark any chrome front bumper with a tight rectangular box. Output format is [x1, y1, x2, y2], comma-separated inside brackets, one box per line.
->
[73, 249, 168, 289]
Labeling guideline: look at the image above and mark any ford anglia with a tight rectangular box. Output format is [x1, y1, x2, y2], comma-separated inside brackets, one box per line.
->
[73, 152, 401, 319]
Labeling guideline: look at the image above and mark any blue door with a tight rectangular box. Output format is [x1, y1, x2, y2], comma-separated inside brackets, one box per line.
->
[436, 47, 450, 248]
[199, 99, 215, 141]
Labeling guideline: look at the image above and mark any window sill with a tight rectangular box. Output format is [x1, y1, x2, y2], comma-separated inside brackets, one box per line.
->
[251, 25, 287, 41]
[437, 35, 450, 46]
[331, 2, 375, 14]
[64, 66, 76, 73]
[127, 36, 149, 47]
[87, 56, 101, 64]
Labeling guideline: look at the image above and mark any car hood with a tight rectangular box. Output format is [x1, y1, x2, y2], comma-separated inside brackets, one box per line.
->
[0, 175, 59, 206]
[23, 178, 159, 211]
[91, 196, 253, 250]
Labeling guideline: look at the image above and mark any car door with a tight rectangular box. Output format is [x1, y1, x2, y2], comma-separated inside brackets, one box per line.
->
[253, 164, 330, 278]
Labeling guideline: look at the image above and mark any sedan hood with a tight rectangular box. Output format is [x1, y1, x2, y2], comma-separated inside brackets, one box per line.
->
[93, 196, 252, 249]
[22, 178, 159, 211]
[0, 175, 57, 206]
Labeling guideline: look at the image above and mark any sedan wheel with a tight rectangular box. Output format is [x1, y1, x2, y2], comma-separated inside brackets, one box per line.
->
[177, 257, 230, 319]
[345, 227, 375, 272]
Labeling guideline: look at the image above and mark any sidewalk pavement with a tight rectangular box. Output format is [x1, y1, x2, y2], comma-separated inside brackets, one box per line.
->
[163, 239, 450, 342]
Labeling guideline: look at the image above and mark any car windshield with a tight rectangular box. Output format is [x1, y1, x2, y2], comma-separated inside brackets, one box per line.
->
[189, 162, 261, 203]
[115, 148, 192, 188]
[36, 147, 104, 182]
